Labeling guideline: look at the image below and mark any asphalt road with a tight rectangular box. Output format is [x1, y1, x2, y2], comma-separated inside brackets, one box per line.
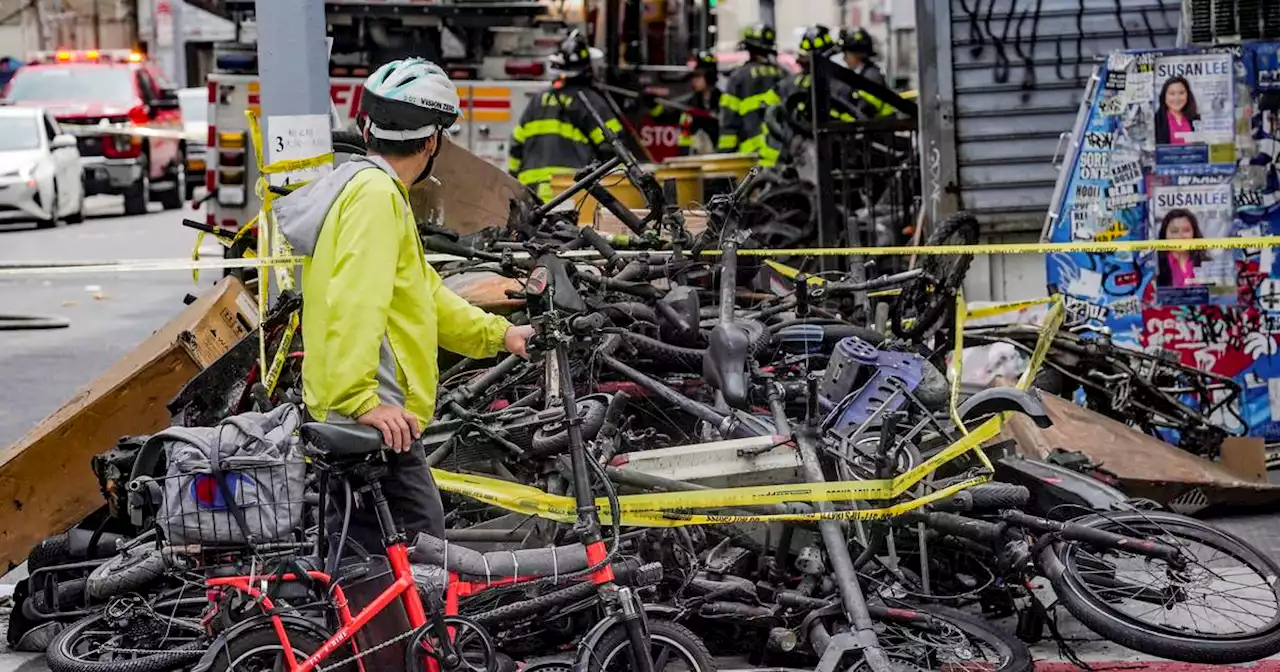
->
[0, 197, 220, 449]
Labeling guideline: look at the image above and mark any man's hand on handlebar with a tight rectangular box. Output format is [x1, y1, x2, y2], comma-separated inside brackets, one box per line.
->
[504, 324, 535, 359]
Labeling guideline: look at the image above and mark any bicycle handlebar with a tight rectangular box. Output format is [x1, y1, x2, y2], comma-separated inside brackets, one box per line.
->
[819, 268, 923, 296]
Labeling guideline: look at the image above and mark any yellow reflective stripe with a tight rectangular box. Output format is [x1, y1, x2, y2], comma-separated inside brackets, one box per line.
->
[738, 90, 777, 114]
[857, 90, 895, 117]
[720, 93, 742, 113]
[536, 182, 554, 202]
[739, 132, 767, 154]
[589, 118, 623, 144]
[758, 142, 780, 167]
[516, 165, 577, 185]
[507, 157, 521, 172]
[513, 119, 590, 144]
[677, 133, 695, 147]
[650, 103, 665, 117]
[718, 134, 739, 150]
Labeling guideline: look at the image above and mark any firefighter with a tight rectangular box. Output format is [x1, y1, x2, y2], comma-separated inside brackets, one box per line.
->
[758, 24, 857, 167]
[648, 51, 722, 156]
[839, 27, 895, 119]
[508, 30, 623, 201]
[718, 22, 785, 154]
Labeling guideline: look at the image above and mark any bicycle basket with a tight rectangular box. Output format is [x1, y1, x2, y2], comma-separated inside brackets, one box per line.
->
[155, 403, 307, 546]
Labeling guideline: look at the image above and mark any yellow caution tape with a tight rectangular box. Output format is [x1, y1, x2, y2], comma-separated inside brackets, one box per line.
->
[9, 236, 1276, 278]
[244, 109, 332, 395]
[720, 236, 1280, 257]
[432, 294, 1056, 527]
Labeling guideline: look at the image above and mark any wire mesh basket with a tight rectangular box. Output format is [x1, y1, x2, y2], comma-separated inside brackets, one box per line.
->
[155, 457, 310, 550]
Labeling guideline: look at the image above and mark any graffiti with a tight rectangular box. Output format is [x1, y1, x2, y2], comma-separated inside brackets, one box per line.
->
[1093, 221, 1130, 242]
[1105, 182, 1144, 211]
[1084, 131, 1115, 151]
[1079, 152, 1110, 180]
[1065, 295, 1110, 322]
[928, 143, 941, 225]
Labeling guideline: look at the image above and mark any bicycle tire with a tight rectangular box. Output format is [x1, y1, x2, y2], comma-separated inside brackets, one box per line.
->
[86, 547, 166, 600]
[584, 619, 716, 672]
[877, 604, 1033, 672]
[890, 212, 979, 341]
[0, 314, 70, 330]
[530, 397, 610, 456]
[27, 532, 74, 571]
[1045, 510, 1280, 664]
[45, 612, 204, 672]
[206, 623, 357, 672]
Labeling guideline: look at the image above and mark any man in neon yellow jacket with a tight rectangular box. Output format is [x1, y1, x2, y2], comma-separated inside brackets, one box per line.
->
[277, 58, 533, 550]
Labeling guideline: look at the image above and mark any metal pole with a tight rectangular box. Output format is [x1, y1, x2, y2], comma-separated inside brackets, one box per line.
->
[170, 0, 184, 86]
[92, 0, 101, 49]
[33, 0, 46, 50]
[255, 0, 330, 304]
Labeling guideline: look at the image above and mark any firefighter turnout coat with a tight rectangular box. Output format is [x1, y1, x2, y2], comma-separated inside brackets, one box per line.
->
[508, 80, 623, 201]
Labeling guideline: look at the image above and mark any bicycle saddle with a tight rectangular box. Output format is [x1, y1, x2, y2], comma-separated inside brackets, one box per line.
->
[410, 533, 591, 579]
[300, 423, 385, 455]
[704, 322, 753, 410]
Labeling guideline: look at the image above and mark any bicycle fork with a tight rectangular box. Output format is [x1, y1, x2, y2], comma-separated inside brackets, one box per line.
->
[794, 428, 893, 672]
[552, 341, 655, 672]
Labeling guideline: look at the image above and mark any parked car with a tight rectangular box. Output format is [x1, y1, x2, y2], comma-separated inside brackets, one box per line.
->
[1, 49, 185, 215]
[0, 106, 85, 228]
[178, 87, 207, 202]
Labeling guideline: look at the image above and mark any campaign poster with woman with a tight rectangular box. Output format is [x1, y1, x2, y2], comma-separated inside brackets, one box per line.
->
[1153, 53, 1235, 171]
[1148, 177, 1237, 305]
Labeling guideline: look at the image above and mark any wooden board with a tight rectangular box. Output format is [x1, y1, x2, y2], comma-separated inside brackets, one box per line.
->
[1000, 391, 1280, 511]
[410, 136, 530, 236]
[0, 278, 258, 570]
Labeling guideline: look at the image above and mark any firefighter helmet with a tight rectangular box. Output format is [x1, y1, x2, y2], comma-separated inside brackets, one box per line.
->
[799, 25, 838, 59]
[840, 27, 877, 56]
[549, 29, 600, 76]
[741, 22, 777, 54]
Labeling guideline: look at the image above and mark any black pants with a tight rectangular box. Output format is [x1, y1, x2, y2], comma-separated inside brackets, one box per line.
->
[327, 443, 445, 556]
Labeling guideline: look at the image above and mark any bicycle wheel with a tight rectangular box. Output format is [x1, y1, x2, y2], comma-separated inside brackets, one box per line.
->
[45, 609, 205, 672]
[206, 624, 357, 672]
[890, 212, 978, 341]
[873, 604, 1033, 672]
[585, 619, 716, 672]
[1046, 510, 1280, 664]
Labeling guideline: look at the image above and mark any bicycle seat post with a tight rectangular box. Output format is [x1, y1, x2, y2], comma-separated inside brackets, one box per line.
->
[355, 461, 401, 545]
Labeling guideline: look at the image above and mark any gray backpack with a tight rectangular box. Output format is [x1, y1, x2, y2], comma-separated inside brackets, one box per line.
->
[155, 404, 306, 546]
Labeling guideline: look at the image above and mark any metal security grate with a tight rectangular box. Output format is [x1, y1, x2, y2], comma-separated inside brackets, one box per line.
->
[1183, 0, 1280, 44]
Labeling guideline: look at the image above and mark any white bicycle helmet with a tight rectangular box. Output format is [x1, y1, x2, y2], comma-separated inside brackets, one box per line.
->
[360, 58, 461, 141]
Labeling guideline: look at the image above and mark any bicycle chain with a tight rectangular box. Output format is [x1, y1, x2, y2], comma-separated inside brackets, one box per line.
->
[316, 625, 423, 672]
[99, 624, 422, 671]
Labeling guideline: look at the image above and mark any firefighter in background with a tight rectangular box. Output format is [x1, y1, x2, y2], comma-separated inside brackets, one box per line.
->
[758, 25, 858, 167]
[648, 51, 722, 156]
[718, 22, 785, 153]
[508, 30, 623, 201]
[839, 27, 895, 119]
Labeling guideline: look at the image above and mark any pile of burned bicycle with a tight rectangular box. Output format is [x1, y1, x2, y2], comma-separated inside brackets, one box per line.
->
[8, 161, 1280, 672]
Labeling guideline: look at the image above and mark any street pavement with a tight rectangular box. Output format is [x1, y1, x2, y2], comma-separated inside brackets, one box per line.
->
[0, 197, 222, 449]
[0, 199, 1278, 671]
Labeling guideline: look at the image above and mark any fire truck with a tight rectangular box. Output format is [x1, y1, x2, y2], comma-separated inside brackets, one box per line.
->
[202, 0, 720, 238]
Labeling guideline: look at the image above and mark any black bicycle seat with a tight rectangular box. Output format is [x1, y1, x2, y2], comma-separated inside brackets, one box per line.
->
[705, 323, 752, 410]
[300, 423, 385, 455]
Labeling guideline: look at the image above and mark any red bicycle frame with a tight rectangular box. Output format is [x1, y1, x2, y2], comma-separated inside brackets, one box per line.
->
[206, 539, 434, 672]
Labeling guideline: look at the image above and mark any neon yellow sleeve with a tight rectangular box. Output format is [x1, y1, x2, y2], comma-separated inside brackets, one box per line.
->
[426, 263, 513, 359]
[322, 181, 402, 419]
